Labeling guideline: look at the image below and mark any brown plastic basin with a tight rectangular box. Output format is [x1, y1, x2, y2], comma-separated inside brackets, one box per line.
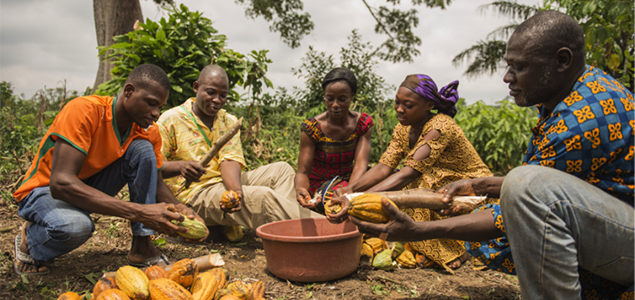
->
[256, 218, 362, 282]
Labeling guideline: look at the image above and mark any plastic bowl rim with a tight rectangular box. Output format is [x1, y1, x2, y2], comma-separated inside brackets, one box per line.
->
[256, 218, 361, 243]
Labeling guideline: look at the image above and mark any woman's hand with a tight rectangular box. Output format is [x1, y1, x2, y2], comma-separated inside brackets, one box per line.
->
[296, 188, 316, 209]
[334, 186, 354, 197]
[350, 198, 420, 242]
[220, 190, 243, 213]
[436, 179, 477, 216]
[325, 196, 350, 224]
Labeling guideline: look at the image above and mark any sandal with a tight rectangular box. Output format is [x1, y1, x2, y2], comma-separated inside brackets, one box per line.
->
[128, 253, 170, 268]
[14, 234, 50, 276]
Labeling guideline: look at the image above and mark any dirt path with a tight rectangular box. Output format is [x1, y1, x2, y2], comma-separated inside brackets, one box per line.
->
[0, 206, 520, 299]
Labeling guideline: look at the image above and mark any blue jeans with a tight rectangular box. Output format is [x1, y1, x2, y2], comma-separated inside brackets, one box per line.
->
[501, 165, 634, 299]
[18, 139, 158, 262]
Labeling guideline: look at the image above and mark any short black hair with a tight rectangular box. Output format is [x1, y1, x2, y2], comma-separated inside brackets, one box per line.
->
[124, 64, 171, 91]
[515, 10, 585, 63]
[322, 67, 358, 95]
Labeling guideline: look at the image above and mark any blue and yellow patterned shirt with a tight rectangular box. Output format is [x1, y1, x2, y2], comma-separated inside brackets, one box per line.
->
[465, 66, 634, 300]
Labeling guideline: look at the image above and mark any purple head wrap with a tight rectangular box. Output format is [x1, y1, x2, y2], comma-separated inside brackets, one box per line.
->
[399, 74, 459, 118]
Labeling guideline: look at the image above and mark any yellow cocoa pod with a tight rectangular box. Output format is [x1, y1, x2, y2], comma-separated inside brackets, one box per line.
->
[226, 225, 243, 243]
[168, 258, 199, 288]
[365, 237, 387, 254]
[221, 191, 240, 209]
[324, 200, 342, 215]
[348, 194, 397, 223]
[226, 281, 251, 298]
[148, 278, 193, 300]
[172, 214, 207, 240]
[191, 270, 222, 300]
[360, 243, 374, 265]
[57, 292, 81, 300]
[115, 266, 149, 300]
[218, 296, 242, 300]
[213, 288, 232, 300]
[246, 280, 265, 300]
[396, 250, 416, 268]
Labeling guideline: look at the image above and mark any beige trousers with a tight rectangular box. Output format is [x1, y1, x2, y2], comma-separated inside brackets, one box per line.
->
[188, 162, 324, 230]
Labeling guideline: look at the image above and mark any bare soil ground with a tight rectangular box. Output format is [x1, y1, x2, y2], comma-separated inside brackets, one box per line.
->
[0, 201, 521, 300]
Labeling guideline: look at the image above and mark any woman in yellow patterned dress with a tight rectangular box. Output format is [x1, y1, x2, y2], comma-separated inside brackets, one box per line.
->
[336, 74, 493, 272]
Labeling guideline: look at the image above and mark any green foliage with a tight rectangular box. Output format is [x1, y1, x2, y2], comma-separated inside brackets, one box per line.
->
[454, 99, 538, 174]
[454, 0, 634, 91]
[236, 0, 452, 63]
[96, 3, 273, 108]
[0, 81, 82, 203]
[235, 0, 314, 49]
[545, 0, 634, 90]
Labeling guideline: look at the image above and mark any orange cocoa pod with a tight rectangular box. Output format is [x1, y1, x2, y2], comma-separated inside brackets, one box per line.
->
[95, 289, 131, 300]
[57, 292, 81, 300]
[148, 278, 193, 300]
[168, 258, 199, 288]
[144, 265, 168, 280]
[115, 266, 149, 300]
[209, 268, 228, 290]
[220, 191, 240, 209]
[93, 277, 119, 298]
[218, 296, 242, 300]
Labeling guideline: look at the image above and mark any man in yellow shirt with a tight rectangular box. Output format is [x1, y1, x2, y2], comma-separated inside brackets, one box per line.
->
[158, 65, 322, 238]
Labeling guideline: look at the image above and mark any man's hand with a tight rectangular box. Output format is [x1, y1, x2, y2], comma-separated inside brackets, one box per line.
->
[325, 196, 350, 224]
[174, 203, 209, 242]
[350, 198, 420, 242]
[437, 179, 478, 216]
[296, 188, 315, 209]
[220, 190, 243, 213]
[178, 161, 208, 182]
[133, 203, 189, 236]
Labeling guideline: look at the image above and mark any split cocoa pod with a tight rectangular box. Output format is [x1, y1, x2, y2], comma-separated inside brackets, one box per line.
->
[324, 200, 342, 215]
[168, 258, 199, 288]
[221, 190, 240, 209]
[348, 194, 398, 223]
[171, 214, 207, 240]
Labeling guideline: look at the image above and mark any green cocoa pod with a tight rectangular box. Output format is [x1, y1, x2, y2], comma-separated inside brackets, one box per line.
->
[390, 242, 405, 260]
[172, 214, 207, 240]
[372, 249, 396, 270]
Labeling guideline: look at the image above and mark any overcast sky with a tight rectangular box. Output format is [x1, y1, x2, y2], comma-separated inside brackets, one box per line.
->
[0, 0, 539, 104]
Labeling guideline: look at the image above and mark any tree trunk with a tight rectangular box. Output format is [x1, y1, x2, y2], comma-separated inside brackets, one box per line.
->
[91, 0, 143, 94]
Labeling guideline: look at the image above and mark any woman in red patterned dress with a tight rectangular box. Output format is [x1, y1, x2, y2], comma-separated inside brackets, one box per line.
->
[294, 67, 374, 213]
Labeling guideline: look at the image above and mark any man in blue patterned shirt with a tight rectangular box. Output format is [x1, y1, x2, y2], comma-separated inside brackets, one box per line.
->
[349, 10, 633, 300]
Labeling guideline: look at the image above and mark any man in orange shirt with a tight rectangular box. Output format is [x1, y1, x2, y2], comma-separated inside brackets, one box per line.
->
[13, 64, 207, 275]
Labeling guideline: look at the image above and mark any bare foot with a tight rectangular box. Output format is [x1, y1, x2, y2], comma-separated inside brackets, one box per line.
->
[127, 236, 163, 265]
[448, 253, 468, 269]
[17, 221, 49, 274]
